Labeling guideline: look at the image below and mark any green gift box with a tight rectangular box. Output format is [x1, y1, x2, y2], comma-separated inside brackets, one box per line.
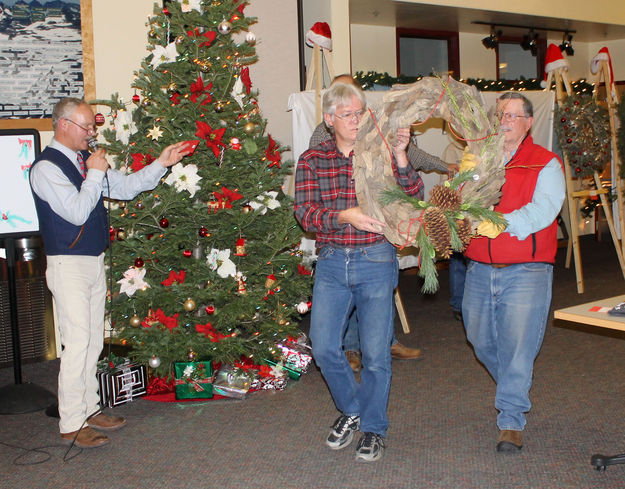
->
[173, 361, 214, 400]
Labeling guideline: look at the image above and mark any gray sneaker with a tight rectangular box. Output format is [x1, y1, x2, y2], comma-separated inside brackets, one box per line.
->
[326, 414, 360, 450]
[355, 432, 385, 462]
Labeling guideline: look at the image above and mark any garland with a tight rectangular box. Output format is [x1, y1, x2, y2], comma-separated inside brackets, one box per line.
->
[554, 95, 611, 178]
[354, 71, 595, 94]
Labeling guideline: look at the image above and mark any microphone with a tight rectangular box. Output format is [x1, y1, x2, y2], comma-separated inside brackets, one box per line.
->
[87, 137, 99, 152]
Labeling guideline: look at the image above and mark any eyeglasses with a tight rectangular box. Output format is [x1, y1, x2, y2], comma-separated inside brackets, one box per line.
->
[334, 110, 364, 123]
[497, 112, 529, 122]
[64, 117, 96, 134]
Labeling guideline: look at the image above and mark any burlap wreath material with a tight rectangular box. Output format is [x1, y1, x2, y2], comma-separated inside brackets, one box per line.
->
[353, 76, 506, 247]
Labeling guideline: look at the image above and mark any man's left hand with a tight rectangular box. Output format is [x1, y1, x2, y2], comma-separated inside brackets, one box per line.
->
[477, 219, 506, 239]
[158, 141, 192, 167]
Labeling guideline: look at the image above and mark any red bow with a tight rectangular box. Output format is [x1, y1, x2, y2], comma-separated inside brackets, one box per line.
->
[195, 121, 226, 157]
[240, 66, 252, 94]
[265, 134, 281, 168]
[161, 269, 186, 286]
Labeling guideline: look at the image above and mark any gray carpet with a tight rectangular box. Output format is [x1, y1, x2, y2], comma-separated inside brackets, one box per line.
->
[2, 235, 625, 489]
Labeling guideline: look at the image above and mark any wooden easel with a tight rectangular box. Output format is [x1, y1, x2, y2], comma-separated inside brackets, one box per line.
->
[305, 44, 335, 125]
[548, 66, 625, 293]
[592, 60, 625, 268]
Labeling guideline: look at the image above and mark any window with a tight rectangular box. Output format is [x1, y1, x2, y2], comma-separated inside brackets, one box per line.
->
[496, 36, 546, 80]
[396, 28, 459, 78]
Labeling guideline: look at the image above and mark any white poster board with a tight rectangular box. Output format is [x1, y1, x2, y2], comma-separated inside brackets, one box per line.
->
[0, 129, 41, 238]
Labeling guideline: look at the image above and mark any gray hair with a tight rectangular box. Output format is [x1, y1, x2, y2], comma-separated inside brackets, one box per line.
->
[322, 82, 366, 118]
[52, 97, 87, 131]
[498, 92, 533, 117]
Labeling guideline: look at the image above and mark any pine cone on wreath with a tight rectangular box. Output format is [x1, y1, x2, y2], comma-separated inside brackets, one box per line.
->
[429, 184, 462, 211]
[424, 206, 452, 258]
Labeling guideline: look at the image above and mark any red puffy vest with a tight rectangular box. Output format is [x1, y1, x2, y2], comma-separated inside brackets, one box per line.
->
[464, 136, 563, 265]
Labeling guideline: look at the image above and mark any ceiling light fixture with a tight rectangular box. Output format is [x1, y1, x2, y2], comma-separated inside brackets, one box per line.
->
[482, 26, 501, 49]
[559, 32, 574, 56]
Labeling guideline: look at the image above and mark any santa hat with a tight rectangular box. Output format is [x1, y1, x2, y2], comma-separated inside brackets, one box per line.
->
[305, 22, 332, 51]
[591, 47, 616, 97]
[541, 43, 569, 87]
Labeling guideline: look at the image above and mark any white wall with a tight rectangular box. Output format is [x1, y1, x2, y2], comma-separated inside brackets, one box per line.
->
[351, 24, 397, 75]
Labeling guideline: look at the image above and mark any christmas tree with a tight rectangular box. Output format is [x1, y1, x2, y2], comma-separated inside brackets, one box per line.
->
[94, 0, 312, 378]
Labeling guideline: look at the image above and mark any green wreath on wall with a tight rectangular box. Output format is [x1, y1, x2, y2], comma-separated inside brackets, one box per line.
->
[554, 95, 611, 178]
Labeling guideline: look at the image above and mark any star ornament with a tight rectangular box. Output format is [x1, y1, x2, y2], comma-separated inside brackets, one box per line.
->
[150, 42, 178, 68]
[117, 267, 150, 296]
[148, 125, 163, 141]
[164, 163, 202, 197]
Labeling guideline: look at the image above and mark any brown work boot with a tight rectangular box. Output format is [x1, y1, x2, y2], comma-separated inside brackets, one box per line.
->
[88, 413, 127, 431]
[496, 430, 523, 452]
[390, 342, 421, 360]
[345, 350, 362, 372]
[61, 426, 109, 449]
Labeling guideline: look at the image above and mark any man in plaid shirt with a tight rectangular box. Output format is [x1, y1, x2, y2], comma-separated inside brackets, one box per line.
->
[294, 82, 423, 462]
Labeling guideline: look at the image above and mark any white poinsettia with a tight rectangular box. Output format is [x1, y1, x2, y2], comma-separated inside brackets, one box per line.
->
[178, 0, 202, 13]
[117, 267, 149, 296]
[114, 110, 137, 145]
[183, 365, 195, 377]
[206, 248, 237, 278]
[150, 42, 178, 68]
[164, 163, 202, 197]
[270, 361, 286, 379]
[249, 191, 281, 215]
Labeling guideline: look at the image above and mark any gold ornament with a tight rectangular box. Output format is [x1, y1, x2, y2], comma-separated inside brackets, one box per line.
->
[215, 101, 225, 113]
[243, 121, 255, 134]
[242, 204, 252, 213]
[187, 349, 197, 361]
[175, 35, 184, 44]
[184, 298, 196, 312]
[129, 315, 142, 327]
[142, 98, 152, 107]
[167, 82, 178, 93]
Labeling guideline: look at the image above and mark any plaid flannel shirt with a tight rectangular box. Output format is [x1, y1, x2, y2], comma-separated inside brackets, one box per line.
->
[294, 138, 424, 248]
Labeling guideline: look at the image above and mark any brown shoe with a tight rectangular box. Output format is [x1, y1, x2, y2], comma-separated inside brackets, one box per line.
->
[88, 413, 127, 431]
[390, 342, 421, 360]
[61, 426, 109, 449]
[345, 350, 362, 372]
[496, 430, 523, 452]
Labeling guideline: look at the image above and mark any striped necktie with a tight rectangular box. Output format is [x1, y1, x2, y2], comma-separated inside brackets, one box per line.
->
[77, 152, 86, 178]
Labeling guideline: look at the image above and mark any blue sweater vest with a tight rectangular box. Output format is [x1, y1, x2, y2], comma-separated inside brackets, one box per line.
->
[30, 147, 108, 256]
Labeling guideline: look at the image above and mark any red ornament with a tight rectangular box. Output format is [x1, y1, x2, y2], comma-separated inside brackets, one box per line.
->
[132, 94, 141, 104]
[134, 257, 144, 268]
[199, 226, 209, 237]
[560, 117, 566, 123]
[109, 226, 115, 242]
[95, 113, 105, 126]
[575, 167, 582, 173]
[159, 217, 169, 228]
[205, 305, 215, 314]
[183, 250, 192, 258]
[234, 237, 247, 256]
[162, 6, 170, 15]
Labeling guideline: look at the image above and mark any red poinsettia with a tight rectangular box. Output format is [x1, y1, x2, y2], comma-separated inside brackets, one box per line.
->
[265, 134, 281, 168]
[297, 263, 312, 275]
[195, 322, 227, 343]
[240, 66, 252, 94]
[195, 121, 227, 157]
[142, 308, 179, 331]
[189, 76, 213, 105]
[213, 186, 243, 209]
[161, 269, 186, 286]
[236, 1, 246, 15]
[187, 27, 216, 47]
[170, 92, 181, 106]
[130, 153, 155, 173]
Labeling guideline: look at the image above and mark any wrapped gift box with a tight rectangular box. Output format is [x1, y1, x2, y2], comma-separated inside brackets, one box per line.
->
[263, 358, 302, 380]
[97, 361, 147, 408]
[212, 365, 252, 399]
[277, 341, 313, 372]
[173, 361, 214, 400]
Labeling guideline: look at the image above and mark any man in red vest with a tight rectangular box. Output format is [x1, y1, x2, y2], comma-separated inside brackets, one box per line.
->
[461, 92, 565, 453]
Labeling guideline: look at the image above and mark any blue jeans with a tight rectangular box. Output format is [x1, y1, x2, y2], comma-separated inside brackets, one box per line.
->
[462, 260, 552, 431]
[343, 309, 398, 352]
[449, 252, 467, 312]
[310, 242, 397, 437]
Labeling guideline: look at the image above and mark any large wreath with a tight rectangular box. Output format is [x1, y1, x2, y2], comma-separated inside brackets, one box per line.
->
[353, 76, 506, 292]
[554, 95, 611, 178]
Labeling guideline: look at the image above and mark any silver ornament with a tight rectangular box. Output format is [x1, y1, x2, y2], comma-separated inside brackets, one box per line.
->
[218, 20, 232, 35]
[245, 31, 256, 44]
[149, 355, 161, 368]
